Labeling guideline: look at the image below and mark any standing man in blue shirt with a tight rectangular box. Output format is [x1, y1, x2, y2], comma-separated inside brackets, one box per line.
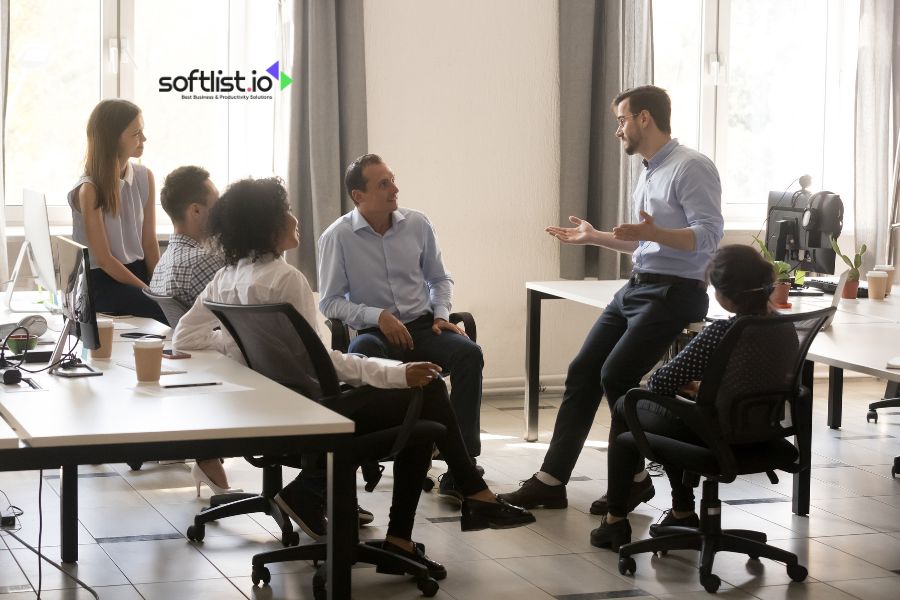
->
[317, 154, 484, 498]
[500, 86, 724, 531]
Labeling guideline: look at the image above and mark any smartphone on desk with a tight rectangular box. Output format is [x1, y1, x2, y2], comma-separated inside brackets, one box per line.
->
[120, 332, 166, 340]
[163, 349, 191, 359]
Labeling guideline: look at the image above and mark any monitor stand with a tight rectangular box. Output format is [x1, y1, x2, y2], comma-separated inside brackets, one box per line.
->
[49, 318, 102, 378]
[4, 241, 57, 314]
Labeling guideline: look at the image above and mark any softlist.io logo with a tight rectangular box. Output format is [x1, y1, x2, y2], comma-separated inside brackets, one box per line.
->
[159, 61, 292, 100]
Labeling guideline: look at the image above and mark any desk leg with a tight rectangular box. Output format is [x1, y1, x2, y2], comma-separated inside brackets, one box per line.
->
[60, 465, 78, 563]
[327, 449, 354, 600]
[793, 360, 814, 516]
[827, 366, 843, 430]
[525, 289, 546, 442]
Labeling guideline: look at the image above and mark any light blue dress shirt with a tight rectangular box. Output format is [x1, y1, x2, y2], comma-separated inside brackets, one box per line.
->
[317, 207, 454, 330]
[630, 139, 724, 282]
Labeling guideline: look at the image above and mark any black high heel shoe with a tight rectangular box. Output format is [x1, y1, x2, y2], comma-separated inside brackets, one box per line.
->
[460, 497, 536, 531]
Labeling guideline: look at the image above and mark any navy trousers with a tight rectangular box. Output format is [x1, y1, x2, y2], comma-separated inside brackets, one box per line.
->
[540, 279, 708, 484]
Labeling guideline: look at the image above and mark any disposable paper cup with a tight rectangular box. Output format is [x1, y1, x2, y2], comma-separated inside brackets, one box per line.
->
[867, 271, 888, 300]
[91, 318, 115, 359]
[873, 265, 895, 296]
[133, 338, 164, 382]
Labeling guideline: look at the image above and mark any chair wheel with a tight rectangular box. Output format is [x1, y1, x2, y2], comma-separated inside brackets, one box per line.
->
[748, 553, 759, 561]
[282, 530, 300, 546]
[186, 524, 205, 542]
[251, 566, 271, 586]
[618, 556, 636, 575]
[787, 563, 808, 582]
[127, 461, 143, 471]
[417, 577, 439, 596]
[422, 476, 435, 492]
[700, 572, 721, 593]
[892, 466, 898, 478]
[867, 410, 878, 423]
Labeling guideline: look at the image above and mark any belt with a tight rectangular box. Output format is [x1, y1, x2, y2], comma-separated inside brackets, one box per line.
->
[630, 272, 707, 290]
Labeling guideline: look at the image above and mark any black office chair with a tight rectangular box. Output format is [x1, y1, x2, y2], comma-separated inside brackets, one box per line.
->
[328, 312, 477, 492]
[141, 288, 190, 328]
[192, 301, 446, 597]
[865, 381, 900, 423]
[615, 307, 834, 593]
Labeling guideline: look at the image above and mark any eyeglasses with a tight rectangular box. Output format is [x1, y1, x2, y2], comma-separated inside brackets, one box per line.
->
[616, 113, 640, 128]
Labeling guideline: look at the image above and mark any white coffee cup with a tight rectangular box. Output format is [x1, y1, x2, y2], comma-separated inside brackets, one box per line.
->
[867, 271, 888, 300]
[873, 264, 895, 296]
[133, 338, 165, 382]
[91, 318, 115, 359]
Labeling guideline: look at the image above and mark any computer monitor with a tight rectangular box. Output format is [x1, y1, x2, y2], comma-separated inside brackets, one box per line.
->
[765, 190, 843, 274]
[49, 236, 102, 377]
[5, 190, 59, 311]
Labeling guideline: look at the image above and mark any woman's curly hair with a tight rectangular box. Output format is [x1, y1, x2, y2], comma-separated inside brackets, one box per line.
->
[208, 177, 291, 265]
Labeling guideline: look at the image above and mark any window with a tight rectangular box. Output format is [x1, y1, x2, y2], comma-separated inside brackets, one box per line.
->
[4, 0, 281, 227]
[653, 0, 860, 227]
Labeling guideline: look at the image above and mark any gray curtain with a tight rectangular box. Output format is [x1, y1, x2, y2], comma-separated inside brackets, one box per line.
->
[0, 0, 9, 282]
[286, 0, 367, 288]
[854, 0, 899, 270]
[558, 0, 652, 280]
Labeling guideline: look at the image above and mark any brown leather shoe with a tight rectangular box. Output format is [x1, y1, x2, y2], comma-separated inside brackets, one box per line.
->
[497, 474, 568, 509]
[589, 476, 655, 516]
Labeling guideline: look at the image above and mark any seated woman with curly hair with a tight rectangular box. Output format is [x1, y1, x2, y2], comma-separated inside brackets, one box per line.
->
[173, 177, 533, 579]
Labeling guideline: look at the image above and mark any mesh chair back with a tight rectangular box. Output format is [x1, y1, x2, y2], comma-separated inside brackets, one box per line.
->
[142, 288, 190, 328]
[202, 301, 340, 401]
[695, 308, 833, 444]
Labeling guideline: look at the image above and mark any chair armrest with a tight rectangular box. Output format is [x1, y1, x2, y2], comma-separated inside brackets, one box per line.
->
[449, 312, 477, 343]
[621, 388, 736, 476]
[327, 318, 351, 352]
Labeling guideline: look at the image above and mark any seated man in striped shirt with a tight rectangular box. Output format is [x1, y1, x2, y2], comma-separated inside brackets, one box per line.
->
[150, 166, 225, 309]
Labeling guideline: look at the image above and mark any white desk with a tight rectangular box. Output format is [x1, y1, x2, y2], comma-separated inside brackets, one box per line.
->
[0, 314, 356, 600]
[524, 279, 900, 516]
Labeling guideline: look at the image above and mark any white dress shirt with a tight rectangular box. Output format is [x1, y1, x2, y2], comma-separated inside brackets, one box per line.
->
[173, 255, 408, 389]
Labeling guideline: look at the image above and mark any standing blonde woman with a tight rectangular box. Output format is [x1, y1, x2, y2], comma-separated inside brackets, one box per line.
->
[67, 99, 165, 322]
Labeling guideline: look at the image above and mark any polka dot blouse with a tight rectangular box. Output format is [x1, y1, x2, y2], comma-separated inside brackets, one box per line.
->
[647, 317, 737, 397]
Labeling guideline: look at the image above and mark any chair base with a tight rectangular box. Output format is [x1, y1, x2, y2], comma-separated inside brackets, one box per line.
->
[251, 539, 440, 599]
[865, 381, 900, 423]
[617, 480, 807, 593]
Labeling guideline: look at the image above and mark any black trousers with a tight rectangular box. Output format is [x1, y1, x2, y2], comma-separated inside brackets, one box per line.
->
[305, 379, 487, 541]
[540, 280, 708, 484]
[349, 313, 484, 457]
[89, 261, 166, 323]
[606, 397, 702, 517]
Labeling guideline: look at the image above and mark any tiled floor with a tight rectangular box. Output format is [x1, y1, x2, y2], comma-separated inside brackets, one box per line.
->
[1, 377, 899, 599]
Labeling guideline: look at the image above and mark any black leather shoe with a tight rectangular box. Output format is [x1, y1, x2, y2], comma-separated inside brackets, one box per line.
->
[378, 540, 447, 580]
[438, 471, 464, 502]
[460, 497, 536, 531]
[497, 475, 568, 509]
[649, 509, 699, 537]
[589, 517, 632, 551]
[589, 476, 655, 516]
[274, 480, 326, 541]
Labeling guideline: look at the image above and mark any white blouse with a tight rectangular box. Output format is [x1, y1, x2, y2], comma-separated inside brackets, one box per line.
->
[173, 255, 408, 389]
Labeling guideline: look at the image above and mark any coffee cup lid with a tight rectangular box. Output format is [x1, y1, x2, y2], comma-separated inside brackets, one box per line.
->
[867, 271, 888, 277]
[874, 265, 895, 270]
[97, 318, 114, 327]
[133, 338, 165, 348]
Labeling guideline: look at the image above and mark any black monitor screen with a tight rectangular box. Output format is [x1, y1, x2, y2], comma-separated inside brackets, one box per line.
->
[54, 236, 99, 351]
[764, 190, 843, 274]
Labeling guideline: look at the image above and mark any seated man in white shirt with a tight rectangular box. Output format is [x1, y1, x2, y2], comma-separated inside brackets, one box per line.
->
[150, 166, 225, 308]
[317, 154, 484, 500]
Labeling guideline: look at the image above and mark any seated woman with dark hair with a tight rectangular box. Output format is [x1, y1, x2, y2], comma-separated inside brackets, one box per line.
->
[173, 177, 534, 578]
[590, 244, 778, 551]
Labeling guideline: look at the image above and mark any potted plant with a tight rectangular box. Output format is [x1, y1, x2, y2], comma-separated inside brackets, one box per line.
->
[829, 236, 867, 299]
[752, 237, 804, 307]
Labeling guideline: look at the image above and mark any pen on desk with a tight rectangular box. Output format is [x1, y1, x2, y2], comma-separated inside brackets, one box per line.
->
[161, 382, 222, 389]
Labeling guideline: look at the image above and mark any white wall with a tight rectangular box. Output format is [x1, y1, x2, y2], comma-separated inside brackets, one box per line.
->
[363, 0, 601, 386]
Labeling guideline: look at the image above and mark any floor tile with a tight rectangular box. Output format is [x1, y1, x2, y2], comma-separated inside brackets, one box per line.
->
[815, 532, 900, 570]
[497, 553, 644, 596]
[136, 577, 250, 599]
[99, 538, 222, 584]
[828, 576, 900, 600]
